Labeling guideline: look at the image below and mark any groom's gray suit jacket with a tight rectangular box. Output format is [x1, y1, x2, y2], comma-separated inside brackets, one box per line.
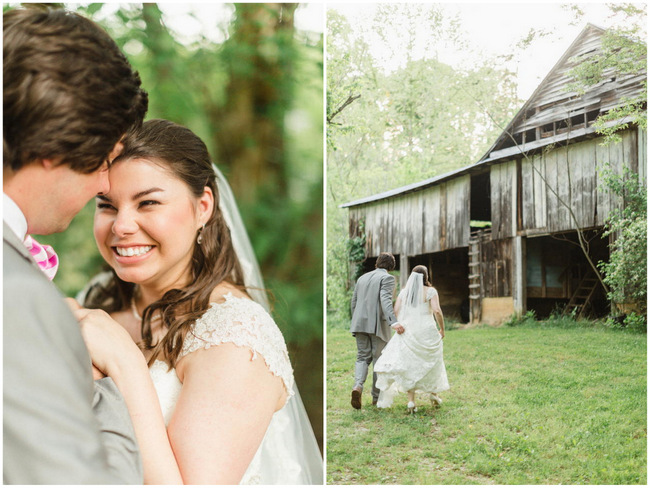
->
[3, 222, 142, 484]
[350, 268, 398, 343]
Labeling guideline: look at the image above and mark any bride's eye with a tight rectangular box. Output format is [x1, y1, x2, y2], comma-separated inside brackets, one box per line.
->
[139, 200, 160, 208]
[96, 202, 115, 210]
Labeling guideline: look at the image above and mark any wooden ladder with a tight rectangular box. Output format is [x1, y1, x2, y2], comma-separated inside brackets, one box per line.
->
[563, 269, 600, 319]
[468, 231, 482, 323]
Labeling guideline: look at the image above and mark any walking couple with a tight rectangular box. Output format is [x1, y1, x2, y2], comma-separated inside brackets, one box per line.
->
[350, 252, 449, 413]
[4, 7, 321, 484]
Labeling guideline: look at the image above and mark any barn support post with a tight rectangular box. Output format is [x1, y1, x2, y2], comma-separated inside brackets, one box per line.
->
[513, 235, 526, 315]
[400, 254, 409, 290]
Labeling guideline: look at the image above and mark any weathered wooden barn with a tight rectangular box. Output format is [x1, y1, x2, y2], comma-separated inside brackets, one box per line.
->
[342, 24, 647, 324]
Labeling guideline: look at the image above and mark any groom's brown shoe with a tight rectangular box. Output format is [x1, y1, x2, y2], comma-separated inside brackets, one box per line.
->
[351, 388, 362, 409]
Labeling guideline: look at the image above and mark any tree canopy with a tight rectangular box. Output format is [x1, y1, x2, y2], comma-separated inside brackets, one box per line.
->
[326, 5, 521, 316]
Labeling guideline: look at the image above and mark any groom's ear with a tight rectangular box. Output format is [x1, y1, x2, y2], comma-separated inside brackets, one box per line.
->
[198, 186, 215, 224]
[40, 157, 63, 170]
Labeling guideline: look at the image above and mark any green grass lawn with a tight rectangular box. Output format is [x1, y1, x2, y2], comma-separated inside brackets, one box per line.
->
[326, 315, 647, 484]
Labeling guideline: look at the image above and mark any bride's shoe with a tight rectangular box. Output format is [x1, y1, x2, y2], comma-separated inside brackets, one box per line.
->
[407, 401, 417, 414]
[430, 393, 443, 407]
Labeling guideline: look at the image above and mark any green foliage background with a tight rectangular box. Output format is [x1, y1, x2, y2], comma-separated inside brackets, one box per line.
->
[7, 2, 323, 445]
[326, 5, 521, 319]
[598, 165, 647, 328]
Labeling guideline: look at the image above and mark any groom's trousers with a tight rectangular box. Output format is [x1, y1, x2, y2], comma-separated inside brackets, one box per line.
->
[354, 332, 387, 401]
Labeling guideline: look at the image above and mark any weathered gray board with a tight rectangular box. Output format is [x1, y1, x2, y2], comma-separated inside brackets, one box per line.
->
[349, 176, 470, 257]
[491, 129, 640, 239]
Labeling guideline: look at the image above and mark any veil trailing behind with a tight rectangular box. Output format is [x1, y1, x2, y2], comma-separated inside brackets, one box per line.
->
[212, 165, 322, 483]
[401, 271, 425, 317]
[212, 165, 269, 311]
[78, 164, 323, 484]
[375, 271, 450, 408]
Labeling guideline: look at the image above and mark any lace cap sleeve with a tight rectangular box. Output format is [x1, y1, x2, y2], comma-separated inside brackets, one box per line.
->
[426, 287, 438, 300]
[181, 293, 295, 399]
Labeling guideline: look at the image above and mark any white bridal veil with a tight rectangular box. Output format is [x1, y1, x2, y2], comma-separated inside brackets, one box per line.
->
[398, 271, 425, 322]
[375, 271, 427, 409]
[212, 164, 269, 311]
[213, 164, 323, 484]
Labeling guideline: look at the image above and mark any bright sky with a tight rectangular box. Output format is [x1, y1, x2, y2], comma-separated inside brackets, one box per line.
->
[330, 1, 646, 99]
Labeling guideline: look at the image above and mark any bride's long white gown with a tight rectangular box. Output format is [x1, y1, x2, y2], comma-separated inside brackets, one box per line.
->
[374, 287, 450, 407]
[149, 293, 322, 484]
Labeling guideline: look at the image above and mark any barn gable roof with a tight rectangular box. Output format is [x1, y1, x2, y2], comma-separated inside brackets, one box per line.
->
[342, 23, 646, 209]
[478, 23, 645, 164]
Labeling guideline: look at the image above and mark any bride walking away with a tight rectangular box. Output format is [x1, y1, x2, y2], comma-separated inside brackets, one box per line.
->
[374, 265, 449, 413]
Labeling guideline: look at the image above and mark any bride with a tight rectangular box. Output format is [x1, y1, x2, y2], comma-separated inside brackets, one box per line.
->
[374, 265, 450, 413]
[71, 119, 322, 484]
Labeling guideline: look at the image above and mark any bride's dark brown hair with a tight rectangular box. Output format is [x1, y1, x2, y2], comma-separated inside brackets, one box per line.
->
[412, 265, 432, 287]
[83, 119, 244, 368]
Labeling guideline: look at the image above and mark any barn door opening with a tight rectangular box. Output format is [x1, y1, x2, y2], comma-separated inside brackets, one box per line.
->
[526, 230, 609, 318]
[470, 171, 491, 232]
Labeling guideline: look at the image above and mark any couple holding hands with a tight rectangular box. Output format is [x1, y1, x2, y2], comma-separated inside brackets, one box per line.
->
[350, 252, 450, 414]
[4, 7, 321, 485]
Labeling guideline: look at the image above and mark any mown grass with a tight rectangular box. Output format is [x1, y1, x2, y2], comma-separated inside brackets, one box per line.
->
[326, 315, 646, 484]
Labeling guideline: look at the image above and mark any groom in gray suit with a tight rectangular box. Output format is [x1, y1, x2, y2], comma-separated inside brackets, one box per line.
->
[3, 7, 147, 483]
[350, 252, 403, 409]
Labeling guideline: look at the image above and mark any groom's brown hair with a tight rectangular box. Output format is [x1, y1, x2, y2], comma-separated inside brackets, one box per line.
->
[376, 252, 395, 271]
[3, 7, 148, 173]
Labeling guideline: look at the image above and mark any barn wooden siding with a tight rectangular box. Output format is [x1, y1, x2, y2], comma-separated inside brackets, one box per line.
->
[490, 128, 642, 240]
[349, 176, 470, 257]
[478, 233, 512, 298]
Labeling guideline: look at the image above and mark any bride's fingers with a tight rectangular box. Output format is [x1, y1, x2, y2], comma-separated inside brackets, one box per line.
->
[72, 307, 93, 322]
[65, 297, 82, 312]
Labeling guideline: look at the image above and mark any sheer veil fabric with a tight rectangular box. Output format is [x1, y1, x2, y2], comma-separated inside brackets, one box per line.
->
[400, 271, 424, 317]
[212, 164, 323, 483]
[212, 165, 269, 311]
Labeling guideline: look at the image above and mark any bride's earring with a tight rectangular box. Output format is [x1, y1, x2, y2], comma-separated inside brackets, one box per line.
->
[196, 223, 206, 245]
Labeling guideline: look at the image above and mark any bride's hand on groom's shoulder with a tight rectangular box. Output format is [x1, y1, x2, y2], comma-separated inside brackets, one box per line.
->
[64, 298, 105, 379]
[65, 297, 82, 312]
[71, 306, 142, 379]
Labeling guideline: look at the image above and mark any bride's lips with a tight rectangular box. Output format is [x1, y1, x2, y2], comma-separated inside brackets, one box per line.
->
[112, 244, 155, 263]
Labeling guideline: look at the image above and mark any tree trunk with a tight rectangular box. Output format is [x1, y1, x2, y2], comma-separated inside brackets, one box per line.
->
[210, 3, 298, 204]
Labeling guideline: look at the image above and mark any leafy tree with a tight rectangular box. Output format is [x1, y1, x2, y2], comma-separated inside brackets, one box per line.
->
[598, 166, 647, 329]
[326, 5, 520, 319]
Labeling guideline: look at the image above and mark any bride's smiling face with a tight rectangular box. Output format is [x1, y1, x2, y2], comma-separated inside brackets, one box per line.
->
[94, 157, 213, 290]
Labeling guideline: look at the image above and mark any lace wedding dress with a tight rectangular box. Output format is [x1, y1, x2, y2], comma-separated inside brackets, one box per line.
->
[374, 278, 450, 408]
[149, 293, 323, 484]
[79, 165, 322, 484]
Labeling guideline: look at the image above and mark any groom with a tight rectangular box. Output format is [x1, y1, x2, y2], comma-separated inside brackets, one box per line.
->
[350, 252, 403, 409]
[3, 7, 147, 484]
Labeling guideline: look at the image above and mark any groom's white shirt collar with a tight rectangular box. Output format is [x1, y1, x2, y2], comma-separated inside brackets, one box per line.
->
[3, 192, 28, 241]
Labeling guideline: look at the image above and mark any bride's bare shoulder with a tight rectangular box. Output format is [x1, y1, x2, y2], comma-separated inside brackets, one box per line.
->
[209, 281, 250, 304]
